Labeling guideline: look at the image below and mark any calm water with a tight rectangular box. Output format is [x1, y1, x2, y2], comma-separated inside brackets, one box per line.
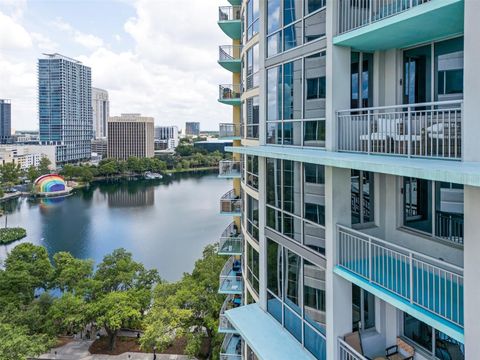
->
[0, 172, 232, 281]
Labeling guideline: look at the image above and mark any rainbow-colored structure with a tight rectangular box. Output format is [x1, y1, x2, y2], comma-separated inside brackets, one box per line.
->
[34, 174, 66, 194]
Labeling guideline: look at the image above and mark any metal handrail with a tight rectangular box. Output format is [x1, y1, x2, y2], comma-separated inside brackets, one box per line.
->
[220, 333, 242, 360]
[338, 337, 369, 360]
[219, 294, 242, 331]
[219, 160, 241, 177]
[219, 45, 242, 61]
[219, 123, 241, 138]
[218, 6, 241, 21]
[337, 100, 463, 114]
[219, 84, 242, 100]
[219, 222, 243, 254]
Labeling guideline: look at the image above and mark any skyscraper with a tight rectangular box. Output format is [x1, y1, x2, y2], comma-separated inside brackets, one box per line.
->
[107, 114, 154, 160]
[185, 121, 200, 136]
[154, 126, 179, 149]
[38, 53, 92, 163]
[0, 99, 11, 144]
[215, 1, 474, 360]
[92, 87, 109, 139]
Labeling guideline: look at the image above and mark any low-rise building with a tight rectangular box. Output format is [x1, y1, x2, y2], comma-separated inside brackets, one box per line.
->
[0, 144, 56, 170]
[91, 137, 108, 158]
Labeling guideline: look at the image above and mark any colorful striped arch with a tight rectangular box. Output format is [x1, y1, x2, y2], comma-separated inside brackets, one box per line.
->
[34, 174, 66, 193]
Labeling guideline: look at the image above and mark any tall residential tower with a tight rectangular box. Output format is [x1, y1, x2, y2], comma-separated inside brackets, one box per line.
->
[0, 99, 11, 144]
[92, 87, 109, 139]
[38, 53, 92, 163]
[216, 1, 473, 360]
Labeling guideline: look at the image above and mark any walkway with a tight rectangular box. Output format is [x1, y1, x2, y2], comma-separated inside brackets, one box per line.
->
[37, 340, 193, 360]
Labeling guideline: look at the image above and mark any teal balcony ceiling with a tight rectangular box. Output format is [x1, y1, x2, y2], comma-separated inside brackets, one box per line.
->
[227, 0, 242, 6]
[334, 0, 464, 51]
[218, 6, 242, 40]
[218, 58, 241, 73]
[218, 45, 242, 73]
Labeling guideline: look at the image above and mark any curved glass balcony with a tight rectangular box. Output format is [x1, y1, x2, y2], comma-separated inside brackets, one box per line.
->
[218, 84, 241, 106]
[218, 6, 242, 40]
[219, 160, 241, 179]
[219, 123, 242, 140]
[220, 189, 241, 216]
[219, 45, 242, 73]
[219, 294, 243, 333]
[219, 256, 243, 295]
[218, 222, 243, 256]
[220, 333, 242, 360]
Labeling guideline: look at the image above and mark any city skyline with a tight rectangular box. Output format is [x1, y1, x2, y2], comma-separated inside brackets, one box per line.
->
[0, 0, 231, 131]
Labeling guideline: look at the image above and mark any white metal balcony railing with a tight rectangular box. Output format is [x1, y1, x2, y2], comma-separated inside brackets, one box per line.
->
[220, 189, 242, 214]
[219, 222, 243, 254]
[220, 333, 242, 360]
[219, 84, 242, 102]
[219, 160, 241, 178]
[219, 6, 241, 22]
[337, 0, 431, 34]
[338, 337, 369, 360]
[219, 256, 243, 294]
[219, 294, 242, 332]
[219, 45, 242, 62]
[219, 123, 242, 138]
[337, 224, 464, 328]
[337, 101, 463, 160]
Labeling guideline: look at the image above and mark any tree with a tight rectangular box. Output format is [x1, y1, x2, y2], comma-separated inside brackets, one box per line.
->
[38, 157, 51, 175]
[48, 293, 88, 336]
[0, 323, 53, 360]
[141, 244, 225, 359]
[53, 252, 93, 293]
[0, 162, 22, 185]
[26, 165, 40, 183]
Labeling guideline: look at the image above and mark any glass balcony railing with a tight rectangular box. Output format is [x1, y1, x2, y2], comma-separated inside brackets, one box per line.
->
[220, 189, 241, 215]
[337, 0, 432, 35]
[219, 256, 243, 294]
[218, 84, 241, 105]
[220, 333, 242, 360]
[219, 160, 241, 179]
[336, 224, 464, 328]
[219, 294, 242, 333]
[219, 123, 242, 139]
[336, 100, 463, 160]
[218, 6, 242, 40]
[218, 6, 241, 22]
[218, 222, 243, 256]
[219, 45, 242, 73]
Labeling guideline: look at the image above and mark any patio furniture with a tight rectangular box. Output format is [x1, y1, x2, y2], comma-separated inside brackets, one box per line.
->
[359, 117, 402, 153]
[386, 338, 414, 360]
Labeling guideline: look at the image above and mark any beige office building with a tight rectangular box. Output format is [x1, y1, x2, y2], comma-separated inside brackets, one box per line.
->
[107, 114, 154, 160]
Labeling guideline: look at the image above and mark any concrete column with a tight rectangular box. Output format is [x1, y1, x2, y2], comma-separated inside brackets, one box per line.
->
[258, 156, 267, 310]
[463, 0, 480, 161]
[325, 166, 352, 359]
[463, 185, 480, 358]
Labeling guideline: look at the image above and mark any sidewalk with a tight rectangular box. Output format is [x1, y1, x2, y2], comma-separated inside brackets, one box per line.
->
[38, 340, 193, 360]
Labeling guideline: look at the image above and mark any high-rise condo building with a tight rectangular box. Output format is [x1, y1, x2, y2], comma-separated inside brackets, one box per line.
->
[155, 125, 179, 149]
[107, 114, 154, 160]
[38, 53, 92, 163]
[215, 1, 474, 360]
[0, 99, 11, 144]
[92, 87, 109, 139]
[185, 121, 201, 136]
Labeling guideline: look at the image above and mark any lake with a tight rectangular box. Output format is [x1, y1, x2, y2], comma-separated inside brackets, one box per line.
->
[0, 171, 232, 281]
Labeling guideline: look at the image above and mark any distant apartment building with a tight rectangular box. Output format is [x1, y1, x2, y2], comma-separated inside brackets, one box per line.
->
[0, 144, 56, 170]
[38, 53, 92, 163]
[12, 130, 39, 144]
[91, 137, 108, 158]
[92, 87, 109, 139]
[154, 125, 179, 150]
[0, 99, 11, 144]
[185, 121, 200, 136]
[107, 114, 154, 160]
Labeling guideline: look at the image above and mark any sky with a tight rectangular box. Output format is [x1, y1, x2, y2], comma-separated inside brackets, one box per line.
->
[0, 0, 232, 131]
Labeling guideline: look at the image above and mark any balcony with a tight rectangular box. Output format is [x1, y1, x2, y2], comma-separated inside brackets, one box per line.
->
[219, 160, 241, 179]
[337, 101, 463, 160]
[219, 84, 241, 106]
[218, 222, 243, 256]
[219, 123, 242, 140]
[334, 0, 464, 51]
[219, 45, 242, 73]
[336, 225, 464, 331]
[218, 6, 242, 40]
[220, 189, 242, 216]
[227, 0, 242, 5]
[338, 337, 368, 360]
[219, 256, 243, 294]
[220, 333, 242, 360]
[219, 294, 243, 333]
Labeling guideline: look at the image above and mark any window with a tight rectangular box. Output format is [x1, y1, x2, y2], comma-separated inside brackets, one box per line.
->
[352, 285, 375, 331]
[247, 195, 259, 241]
[247, 243, 260, 294]
[284, 249, 301, 313]
[403, 178, 464, 245]
[283, 60, 302, 120]
[283, 160, 301, 216]
[304, 8, 326, 43]
[268, 0, 281, 34]
[246, 44, 259, 90]
[246, 96, 259, 139]
[267, 66, 282, 121]
[351, 170, 374, 226]
[306, 77, 326, 99]
[351, 52, 374, 109]
[303, 260, 326, 333]
[246, 155, 258, 190]
[246, 0, 259, 41]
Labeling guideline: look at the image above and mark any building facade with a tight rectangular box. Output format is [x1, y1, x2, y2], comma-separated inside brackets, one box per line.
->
[0, 99, 11, 144]
[0, 144, 56, 170]
[154, 125, 179, 149]
[91, 137, 108, 158]
[185, 121, 201, 136]
[38, 53, 92, 163]
[217, 1, 472, 360]
[107, 114, 154, 160]
[92, 87, 109, 139]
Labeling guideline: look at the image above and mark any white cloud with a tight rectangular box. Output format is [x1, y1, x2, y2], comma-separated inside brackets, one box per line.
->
[74, 32, 104, 49]
[0, 11, 31, 50]
[31, 32, 58, 52]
